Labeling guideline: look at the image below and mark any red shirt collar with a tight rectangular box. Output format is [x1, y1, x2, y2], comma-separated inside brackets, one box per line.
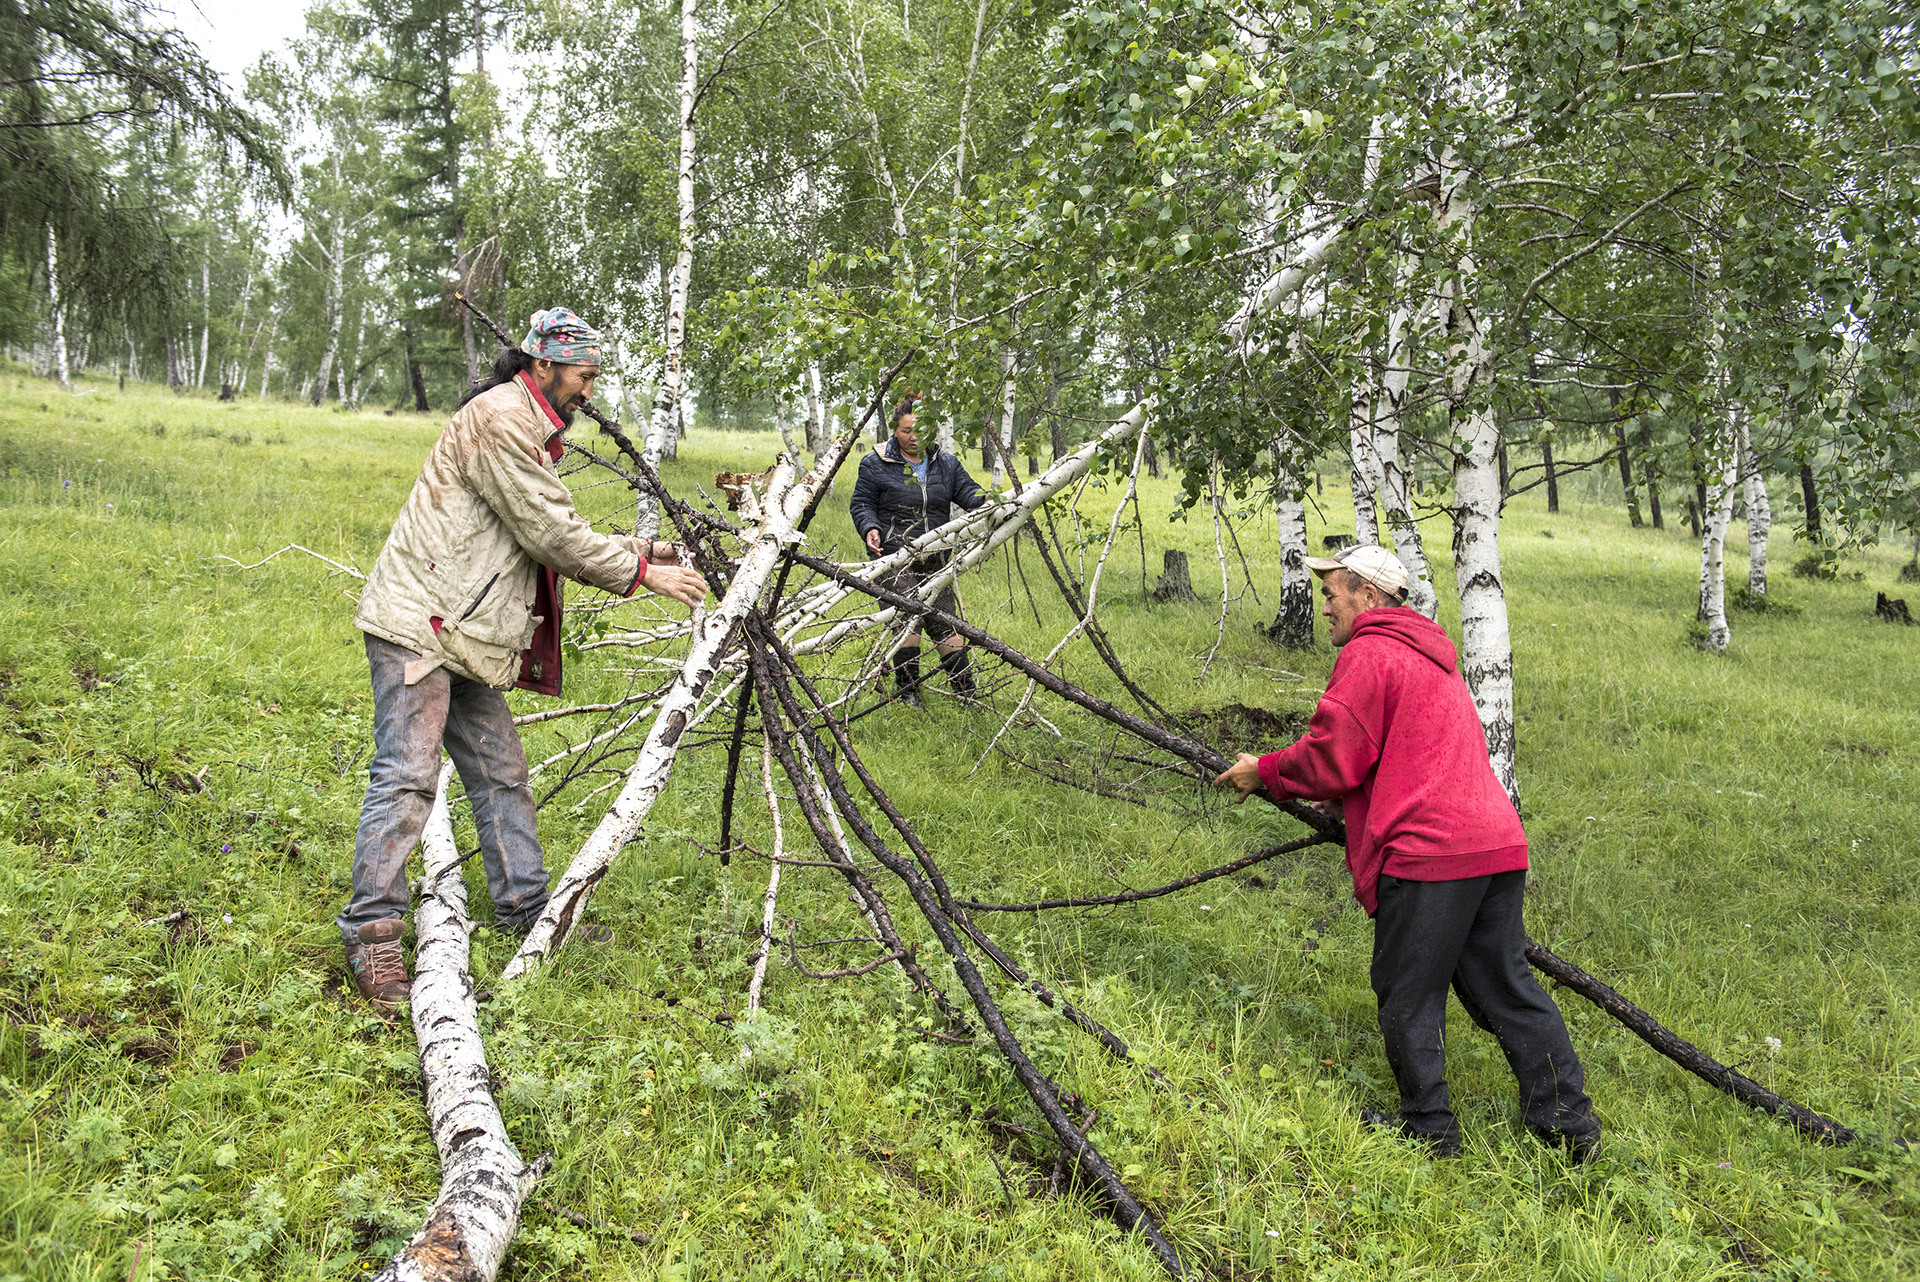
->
[516, 370, 567, 462]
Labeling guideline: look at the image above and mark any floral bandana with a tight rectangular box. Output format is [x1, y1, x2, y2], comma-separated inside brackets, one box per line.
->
[522, 307, 604, 364]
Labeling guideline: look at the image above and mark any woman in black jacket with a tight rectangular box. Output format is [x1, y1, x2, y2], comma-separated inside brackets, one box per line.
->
[849, 396, 990, 707]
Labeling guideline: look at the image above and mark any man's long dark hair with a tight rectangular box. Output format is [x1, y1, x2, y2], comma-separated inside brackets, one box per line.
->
[457, 345, 534, 410]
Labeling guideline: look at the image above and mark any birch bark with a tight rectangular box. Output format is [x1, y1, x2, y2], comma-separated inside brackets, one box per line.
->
[1268, 440, 1313, 646]
[1348, 388, 1381, 544]
[45, 226, 69, 392]
[991, 349, 1017, 486]
[311, 197, 346, 408]
[1372, 289, 1439, 617]
[1696, 405, 1738, 651]
[1740, 416, 1770, 597]
[642, 0, 700, 511]
[197, 243, 211, 389]
[372, 764, 543, 1282]
[1438, 178, 1520, 806]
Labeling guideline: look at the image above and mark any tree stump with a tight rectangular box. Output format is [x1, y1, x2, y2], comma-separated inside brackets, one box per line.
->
[1899, 560, 1920, 584]
[1150, 550, 1198, 603]
[217, 382, 236, 402]
[1874, 592, 1913, 625]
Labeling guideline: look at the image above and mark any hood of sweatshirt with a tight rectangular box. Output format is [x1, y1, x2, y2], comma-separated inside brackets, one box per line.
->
[1347, 607, 1457, 672]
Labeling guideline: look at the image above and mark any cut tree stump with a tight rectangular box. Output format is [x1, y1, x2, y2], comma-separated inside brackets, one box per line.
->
[1150, 550, 1197, 603]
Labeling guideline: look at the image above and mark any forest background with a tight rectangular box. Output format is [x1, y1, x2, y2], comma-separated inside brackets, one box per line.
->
[3, 0, 1919, 1279]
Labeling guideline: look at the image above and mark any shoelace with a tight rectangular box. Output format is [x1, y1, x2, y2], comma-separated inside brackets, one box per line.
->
[368, 938, 406, 987]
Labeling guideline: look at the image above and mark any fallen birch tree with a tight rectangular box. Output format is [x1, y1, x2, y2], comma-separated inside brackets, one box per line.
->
[373, 764, 546, 1282]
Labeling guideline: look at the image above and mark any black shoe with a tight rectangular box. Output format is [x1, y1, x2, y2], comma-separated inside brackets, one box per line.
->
[1359, 1108, 1462, 1158]
[897, 689, 926, 711]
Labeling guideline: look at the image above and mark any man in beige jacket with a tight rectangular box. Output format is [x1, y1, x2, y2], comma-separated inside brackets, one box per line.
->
[341, 307, 706, 1012]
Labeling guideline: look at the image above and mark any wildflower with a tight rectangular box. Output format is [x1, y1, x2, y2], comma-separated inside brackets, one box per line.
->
[221, 843, 231, 853]
[1764, 1036, 1782, 1054]
[1265, 1230, 1279, 1238]
[222, 913, 234, 924]
[1200, 905, 1212, 912]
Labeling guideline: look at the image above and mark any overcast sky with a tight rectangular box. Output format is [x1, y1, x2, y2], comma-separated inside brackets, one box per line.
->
[163, 2, 312, 87]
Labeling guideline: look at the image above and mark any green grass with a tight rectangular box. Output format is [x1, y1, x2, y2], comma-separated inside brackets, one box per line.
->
[1, 369, 1915, 1281]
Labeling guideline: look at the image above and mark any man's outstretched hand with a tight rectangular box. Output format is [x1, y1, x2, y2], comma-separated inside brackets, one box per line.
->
[1213, 752, 1266, 804]
[642, 561, 710, 607]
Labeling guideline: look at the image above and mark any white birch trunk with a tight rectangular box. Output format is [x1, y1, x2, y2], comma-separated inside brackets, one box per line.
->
[1439, 185, 1520, 807]
[1740, 416, 1770, 597]
[1373, 288, 1438, 618]
[505, 408, 880, 979]
[1270, 440, 1314, 647]
[1223, 219, 1351, 344]
[1696, 406, 1738, 651]
[642, 0, 700, 505]
[1348, 387, 1381, 544]
[258, 306, 280, 403]
[990, 349, 1017, 486]
[745, 729, 784, 1015]
[197, 245, 212, 389]
[340, 307, 363, 405]
[45, 226, 70, 392]
[312, 204, 346, 408]
[804, 363, 827, 460]
[373, 763, 543, 1282]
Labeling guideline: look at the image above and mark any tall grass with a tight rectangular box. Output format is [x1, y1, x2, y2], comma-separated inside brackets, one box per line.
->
[0, 370, 1914, 1281]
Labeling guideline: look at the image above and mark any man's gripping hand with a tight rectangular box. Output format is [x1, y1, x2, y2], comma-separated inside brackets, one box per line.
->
[642, 562, 710, 607]
[1213, 753, 1268, 804]
[864, 529, 883, 556]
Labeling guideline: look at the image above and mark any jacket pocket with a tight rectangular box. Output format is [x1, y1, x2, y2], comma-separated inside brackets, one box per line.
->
[437, 570, 539, 689]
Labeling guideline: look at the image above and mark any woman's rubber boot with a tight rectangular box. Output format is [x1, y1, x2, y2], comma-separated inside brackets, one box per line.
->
[892, 645, 925, 710]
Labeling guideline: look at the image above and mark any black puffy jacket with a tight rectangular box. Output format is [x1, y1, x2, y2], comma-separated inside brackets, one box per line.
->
[848, 438, 989, 554]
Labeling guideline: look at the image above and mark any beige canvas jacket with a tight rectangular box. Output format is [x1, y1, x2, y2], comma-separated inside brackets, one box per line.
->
[354, 374, 646, 689]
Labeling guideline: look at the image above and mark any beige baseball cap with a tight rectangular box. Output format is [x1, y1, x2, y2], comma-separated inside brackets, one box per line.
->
[1304, 544, 1411, 599]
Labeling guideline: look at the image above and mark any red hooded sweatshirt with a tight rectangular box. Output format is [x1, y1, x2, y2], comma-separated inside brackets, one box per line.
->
[1256, 607, 1527, 916]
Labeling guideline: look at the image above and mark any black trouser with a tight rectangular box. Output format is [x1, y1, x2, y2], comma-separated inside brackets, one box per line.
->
[1371, 870, 1595, 1148]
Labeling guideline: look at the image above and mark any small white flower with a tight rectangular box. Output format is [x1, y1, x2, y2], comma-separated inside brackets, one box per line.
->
[1764, 1036, 1782, 1054]
[1200, 905, 1212, 912]
[1265, 1230, 1280, 1238]
[222, 913, 234, 924]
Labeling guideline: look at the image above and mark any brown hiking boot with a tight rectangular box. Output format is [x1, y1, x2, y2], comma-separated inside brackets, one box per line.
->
[345, 919, 411, 1013]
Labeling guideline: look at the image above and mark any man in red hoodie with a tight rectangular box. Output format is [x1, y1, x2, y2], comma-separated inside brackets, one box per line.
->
[1216, 545, 1597, 1160]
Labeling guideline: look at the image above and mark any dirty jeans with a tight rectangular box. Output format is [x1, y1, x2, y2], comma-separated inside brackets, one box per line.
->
[1371, 870, 1596, 1149]
[337, 634, 549, 941]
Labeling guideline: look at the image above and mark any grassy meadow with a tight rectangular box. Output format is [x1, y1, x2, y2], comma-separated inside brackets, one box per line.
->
[1, 369, 1916, 1281]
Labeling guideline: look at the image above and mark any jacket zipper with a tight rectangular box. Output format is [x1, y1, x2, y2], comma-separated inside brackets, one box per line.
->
[460, 573, 501, 622]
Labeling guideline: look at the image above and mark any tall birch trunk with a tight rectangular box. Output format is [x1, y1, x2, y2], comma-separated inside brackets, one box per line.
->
[1740, 417, 1770, 597]
[1696, 296, 1740, 651]
[1371, 288, 1438, 617]
[45, 227, 69, 392]
[1348, 386, 1381, 544]
[312, 206, 346, 408]
[340, 306, 364, 405]
[804, 362, 827, 461]
[1695, 407, 1738, 651]
[372, 765, 543, 1282]
[1439, 183, 1520, 807]
[642, 0, 699, 525]
[1268, 440, 1314, 646]
[197, 244, 211, 388]
[990, 350, 1017, 486]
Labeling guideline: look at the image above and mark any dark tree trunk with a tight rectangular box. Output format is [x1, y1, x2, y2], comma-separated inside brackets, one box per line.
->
[1497, 439, 1510, 498]
[1149, 550, 1197, 602]
[1645, 456, 1663, 529]
[1686, 496, 1700, 539]
[1695, 480, 1708, 531]
[1141, 427, 1161, 479]
[1615, 424, 1643, 527]
[405, 327, 431, 412]
[1543, 440, 1559, 513]
[1799, 462, 1822, 540]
